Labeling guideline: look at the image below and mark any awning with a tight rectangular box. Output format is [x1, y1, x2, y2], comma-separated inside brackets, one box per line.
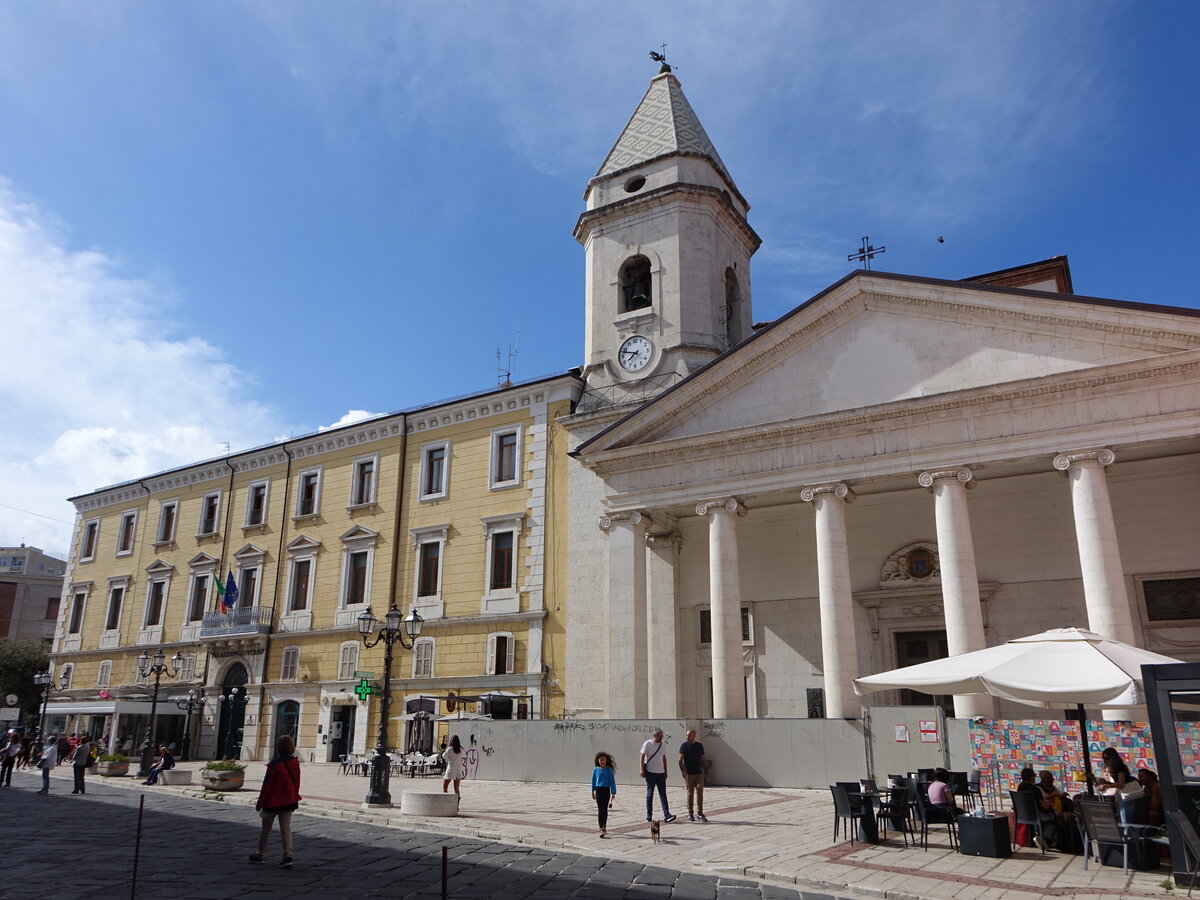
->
[45, 700, 186, 716]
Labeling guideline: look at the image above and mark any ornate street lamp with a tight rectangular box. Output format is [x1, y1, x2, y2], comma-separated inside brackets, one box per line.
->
[357, 602, 423, 806]
[33, 670, 70, 745]
[217, 686, 249, 759]
[172, 690, 207, 762]
[136, 649, 181, 778]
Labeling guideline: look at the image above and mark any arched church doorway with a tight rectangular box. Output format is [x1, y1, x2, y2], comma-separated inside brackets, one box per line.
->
[216, 663, 248, 760]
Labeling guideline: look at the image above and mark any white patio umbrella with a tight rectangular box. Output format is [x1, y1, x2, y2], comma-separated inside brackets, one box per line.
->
[853, 626, 1183, 792]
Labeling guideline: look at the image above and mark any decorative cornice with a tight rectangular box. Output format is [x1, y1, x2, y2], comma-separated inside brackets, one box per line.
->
[694, 497, 746, 517]
[917, 467, 975, 489]
[799, 483, 855, 504]
[1053, 448, 1116, 470]
[598, 510, 652, 532]
[405, 389, 550, 436]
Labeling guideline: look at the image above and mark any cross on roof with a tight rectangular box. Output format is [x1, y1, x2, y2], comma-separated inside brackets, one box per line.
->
[848, 235, 886, 270]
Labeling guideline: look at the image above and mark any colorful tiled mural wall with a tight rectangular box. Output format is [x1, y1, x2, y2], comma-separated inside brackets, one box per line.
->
[970, 719, 1160, 789]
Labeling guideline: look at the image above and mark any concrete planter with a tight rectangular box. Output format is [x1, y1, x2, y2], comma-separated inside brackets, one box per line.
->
[200, 769, 245, 791]
[159, 769, 193, 785]
[95, 761, 130, 777]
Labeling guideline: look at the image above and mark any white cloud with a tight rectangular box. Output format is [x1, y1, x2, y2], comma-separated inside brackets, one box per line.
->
[0, 181, 281, 557]
[317, 410, 385, 432]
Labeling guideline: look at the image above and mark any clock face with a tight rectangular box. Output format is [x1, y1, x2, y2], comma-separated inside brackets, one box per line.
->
[618, 335, 652, 372]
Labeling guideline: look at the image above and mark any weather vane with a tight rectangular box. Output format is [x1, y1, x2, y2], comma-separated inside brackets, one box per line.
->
[848, 235, 886, 270]
[649, 44, 675, 73]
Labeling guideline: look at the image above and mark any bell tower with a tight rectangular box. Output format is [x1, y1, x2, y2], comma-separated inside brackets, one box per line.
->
[575, 65, 761, 409]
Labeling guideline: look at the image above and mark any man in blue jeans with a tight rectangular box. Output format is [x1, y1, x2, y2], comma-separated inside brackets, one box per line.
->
[639, 728, 677, 823]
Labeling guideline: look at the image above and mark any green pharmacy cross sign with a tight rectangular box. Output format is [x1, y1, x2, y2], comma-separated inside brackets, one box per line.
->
[354, 677, 373, 701]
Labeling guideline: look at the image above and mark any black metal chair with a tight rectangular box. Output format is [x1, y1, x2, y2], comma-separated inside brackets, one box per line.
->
[877, 784, 914, 847]
[830, 784, 866, 845]
[1168, 811, 1200, 896]
[1010, 789, 1049, 854]
[950, 771, 972, 810]
[912, 790, 958, 851]
[966, 769, 984, 809]
[1078, 798, 1139, 874]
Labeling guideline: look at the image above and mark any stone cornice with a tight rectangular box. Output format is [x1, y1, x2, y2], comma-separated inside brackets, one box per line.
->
[405, 385, 564, 437]
[583, 353, 1200, 477]
[418, 609, 547, 630]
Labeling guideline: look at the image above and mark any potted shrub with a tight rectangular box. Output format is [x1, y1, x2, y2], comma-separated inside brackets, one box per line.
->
[95, 753, 130, 777]
[200, 758, 247, 791]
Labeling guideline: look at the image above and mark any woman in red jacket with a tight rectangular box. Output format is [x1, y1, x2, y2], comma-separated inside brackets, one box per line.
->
[249, 734, 302, 868]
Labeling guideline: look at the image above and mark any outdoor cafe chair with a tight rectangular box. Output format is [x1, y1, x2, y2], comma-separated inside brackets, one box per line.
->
[966, 770, 984, 808]
[876, 785, 914, 847]
[836, 781, 866, 814]
[1010, 790, 1049, 855]
[339, 754, 353, 776]
[1168, 811, 1200, 896]
[950, 771, 972, 810]
[911, 790, 958, 851]
[829, 785, 866, 845]
[1078, 798, 1149, 874]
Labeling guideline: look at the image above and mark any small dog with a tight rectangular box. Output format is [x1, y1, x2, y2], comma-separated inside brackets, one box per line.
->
[649, 820, 661, 843]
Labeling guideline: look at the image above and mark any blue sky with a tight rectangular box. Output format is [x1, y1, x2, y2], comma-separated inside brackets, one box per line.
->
[2, 1, 1198, 557]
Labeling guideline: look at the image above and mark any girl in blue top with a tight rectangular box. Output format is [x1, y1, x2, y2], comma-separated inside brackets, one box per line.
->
[591, 751, 617, 837]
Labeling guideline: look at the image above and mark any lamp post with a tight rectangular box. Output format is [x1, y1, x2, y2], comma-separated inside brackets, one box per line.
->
[173, 690, 207, 762]
[33, 670, 70, 745]
[217, 686, 249, 759]
[357, 602, 423, 807]
[136, 649, 181, 778]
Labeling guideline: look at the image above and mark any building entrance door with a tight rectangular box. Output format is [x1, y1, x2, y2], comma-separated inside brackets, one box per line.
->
[216, 663, 248, 760]
[328, 705, 356, 762]
[894, 630, 954, 715]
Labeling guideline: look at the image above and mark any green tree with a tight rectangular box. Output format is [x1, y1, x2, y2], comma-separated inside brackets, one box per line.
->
[0, 639, 51, 727]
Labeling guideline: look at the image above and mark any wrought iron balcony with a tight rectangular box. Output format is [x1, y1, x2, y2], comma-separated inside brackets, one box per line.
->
[199, 605, 273, 639]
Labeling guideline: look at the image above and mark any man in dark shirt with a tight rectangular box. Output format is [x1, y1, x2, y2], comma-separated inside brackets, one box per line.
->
[678, 729, 708, 822]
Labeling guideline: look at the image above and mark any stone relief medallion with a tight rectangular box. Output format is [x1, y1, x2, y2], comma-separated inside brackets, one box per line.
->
[906, 548, 936, 579]
[880, 541, 941, 588]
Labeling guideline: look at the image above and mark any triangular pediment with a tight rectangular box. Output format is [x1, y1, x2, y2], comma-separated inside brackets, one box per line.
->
[339, 525, 378, 545]
[187, 552, 219, 569]
[233, 542, 268, 562]
[285, 534, 322, 554]
[586, 270, 1200, 451]
[144, 559, 175, 575]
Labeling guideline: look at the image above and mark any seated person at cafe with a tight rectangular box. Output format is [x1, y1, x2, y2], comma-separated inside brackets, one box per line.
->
[1137, 768, 1163, 826]
[927, 768, 964, 818]
[1016, 767, 1059, 848]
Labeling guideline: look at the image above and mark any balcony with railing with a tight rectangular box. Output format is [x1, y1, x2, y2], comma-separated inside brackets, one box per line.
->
[199, 605, 273, 639]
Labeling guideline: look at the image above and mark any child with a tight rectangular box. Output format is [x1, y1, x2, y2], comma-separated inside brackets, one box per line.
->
[591, 751, 617, 837]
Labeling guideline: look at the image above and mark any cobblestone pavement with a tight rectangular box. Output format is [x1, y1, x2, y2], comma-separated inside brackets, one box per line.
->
[0, 776, 831, 900]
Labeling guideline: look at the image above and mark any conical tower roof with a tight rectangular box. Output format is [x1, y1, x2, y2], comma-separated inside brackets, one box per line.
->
[595, 72, 732, 183]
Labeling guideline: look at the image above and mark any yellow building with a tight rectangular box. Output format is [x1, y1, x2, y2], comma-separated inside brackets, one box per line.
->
[47, 373, 581, 762]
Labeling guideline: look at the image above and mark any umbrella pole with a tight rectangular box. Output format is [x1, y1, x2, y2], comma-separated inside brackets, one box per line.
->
[1076, 703, 1096, 798]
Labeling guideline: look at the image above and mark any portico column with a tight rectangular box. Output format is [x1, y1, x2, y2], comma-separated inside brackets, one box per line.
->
[696, 498, 747, 718]
[917, 467, 993, 719]
[800, 483, 860, 719]
[598, 511, 650, 719]
[646, 527, 681, 719]
[1052, 449, 1137, 644]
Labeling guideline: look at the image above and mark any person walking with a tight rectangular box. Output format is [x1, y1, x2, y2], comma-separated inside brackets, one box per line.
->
[591, 751, 618, 837]
[36, 735, 58, 794]
[249, 734, 302, 869]
[441, 735, 465, 796]
[639, 728, 676, 823]
[678, 728, 708, 822]
[56, 734, 70, 762]
[0, 732, 19, 786]
[68, 733, 92, 795]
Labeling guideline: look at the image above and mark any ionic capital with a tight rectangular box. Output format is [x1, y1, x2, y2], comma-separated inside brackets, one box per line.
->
[645, 530, 682, 549]
[597, 510, 652, 533]
[917, 467, 975, 490]
[799, 482, 855, 504]
[1053, 448, 1116, 471]
[694, 497, 746, 518]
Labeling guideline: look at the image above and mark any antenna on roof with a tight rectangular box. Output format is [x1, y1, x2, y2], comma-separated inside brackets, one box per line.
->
[220, 442, 231, 456]
[649, 45, 675, 74]
[848, 235, 886, 270]
[496, 332, 520, 388]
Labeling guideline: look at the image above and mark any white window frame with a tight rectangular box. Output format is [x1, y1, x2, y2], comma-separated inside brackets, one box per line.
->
[177, 654, 197, 683]
[143, 577, 169, 628]
[237, 565, 261, 607]
[60, 664, 74, 690]
[411, 523, 449, 618]
[67, 588, 89, 635]
[104, 577, 129, 635]
[185, 571, 211, 623]
[480, 513, 522, 613]
[488, 425, 523, 490]
[96, 660, 112, 690]
[285, 555, 315, 613]
[244, 479, 270, 528]
[79, 517, 100, 562]
[280, 646, 300, 682]
[116, 510, 138, 557]
[486, 631, 516, 676]
[294, 467, 322, 520]
[337, 642, 359, 681]
[198, 490, 222, 536]
[349, 453, 379, 508]
[418, 440, 451, 501]
[412, 638, 435, 678]
[156, 500, 179, 544]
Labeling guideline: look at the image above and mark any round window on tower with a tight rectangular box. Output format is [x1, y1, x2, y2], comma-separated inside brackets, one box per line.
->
[623, 175, 646, 193]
